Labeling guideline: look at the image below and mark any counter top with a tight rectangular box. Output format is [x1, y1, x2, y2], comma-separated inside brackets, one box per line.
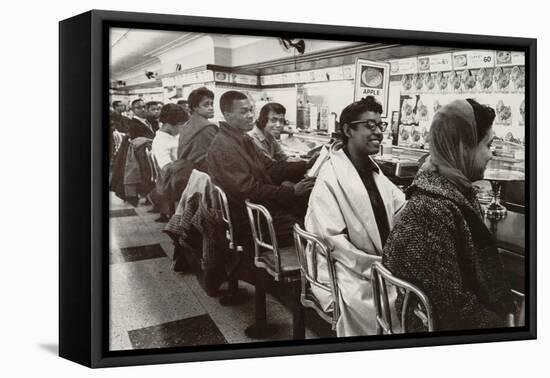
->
[484, 210, 525, 256]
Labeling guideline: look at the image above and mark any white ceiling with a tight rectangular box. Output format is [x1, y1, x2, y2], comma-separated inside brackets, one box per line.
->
[110, 28, 188, 76]
[109, 28, 265, 77]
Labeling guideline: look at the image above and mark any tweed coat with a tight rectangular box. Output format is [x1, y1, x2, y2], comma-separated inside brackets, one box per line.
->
[382, 169, 515, 331]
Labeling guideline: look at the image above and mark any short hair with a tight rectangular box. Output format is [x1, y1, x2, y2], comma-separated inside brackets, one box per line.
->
[339, 96, 383, 144]
[187, 87, 214, 111]
[146, 101, 160, 110]
[131, 99, 144, 108]
[159, 103, 189, 126]
[112, 100, 123, 109]
[177, 99, 188, 106]
[219, 90, 248, 115]
[466, 98, 496, 142]
[256, 102, 286, 130]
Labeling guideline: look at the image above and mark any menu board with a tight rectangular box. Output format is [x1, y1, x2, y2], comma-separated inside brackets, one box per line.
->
[417, 53, 453, 72]
[451, 50, 495, 70]
[389, 57, 418, 75]
[495, 51, 525, 66]
[354, 59, 391, 117]
[260, 65, 353, 86]
[397, 92, 526, 148]
[326, 66, 344, 81]
[162, 77, 176, 87]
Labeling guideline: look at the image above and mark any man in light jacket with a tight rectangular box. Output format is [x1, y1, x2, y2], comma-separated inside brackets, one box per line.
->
[305, 96, 405, 337]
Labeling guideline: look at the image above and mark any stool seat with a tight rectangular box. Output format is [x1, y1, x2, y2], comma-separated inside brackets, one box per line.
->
[256, 246, 301, 277]
[245, 200, 305, 339]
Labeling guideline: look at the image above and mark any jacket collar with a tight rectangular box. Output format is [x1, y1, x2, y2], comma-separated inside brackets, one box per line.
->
[342, 146, 380, 174]
[188, 113, 214, 128]
[408, 169, 480, 214]
[133, 115, 149, 126]
[248, 126, 267, 142]
[219, 121, 249, 142]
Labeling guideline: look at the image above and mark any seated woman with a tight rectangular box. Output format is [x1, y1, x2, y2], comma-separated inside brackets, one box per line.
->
[248, 102, 289, 162]
[151, 103, 193, 220]
[177, 87, 218, 172]
[305, 96, 406, 337]
[382, 99, 515, 331]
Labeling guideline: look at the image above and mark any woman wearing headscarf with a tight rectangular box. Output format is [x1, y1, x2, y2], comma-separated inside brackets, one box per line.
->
[382, 99, 515, 331]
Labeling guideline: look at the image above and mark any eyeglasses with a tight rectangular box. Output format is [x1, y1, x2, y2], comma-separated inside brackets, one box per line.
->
[348, 119, 388, 132]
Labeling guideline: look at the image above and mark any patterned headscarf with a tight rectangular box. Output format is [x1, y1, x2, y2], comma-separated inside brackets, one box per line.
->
[423, 99, 478, 193]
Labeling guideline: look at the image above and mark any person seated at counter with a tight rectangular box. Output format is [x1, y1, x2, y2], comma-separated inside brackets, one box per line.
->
[128, 99, 156, 140]
[382, 99, 515, 332]
[110, 100, 130, 133]
[248, 102, 289, 162]
[305, 96, 406, 337]
[151, 103, 193, 221]
[178, 87, 218, 173]
[207, 90, 315, 249]
[146, 101, 162, 133]
[176, 99, 191, 116]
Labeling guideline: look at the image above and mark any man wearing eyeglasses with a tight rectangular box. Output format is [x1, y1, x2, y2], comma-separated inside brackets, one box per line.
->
[305, 96, 405, 337]
[248, 102, 289, 162]
[128, 98, 156, 140]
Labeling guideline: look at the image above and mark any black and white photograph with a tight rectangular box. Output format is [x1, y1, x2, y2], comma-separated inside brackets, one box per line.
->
[107, 27, 528, 351]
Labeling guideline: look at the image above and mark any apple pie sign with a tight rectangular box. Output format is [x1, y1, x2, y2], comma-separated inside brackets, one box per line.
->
[354, 59, 390, 117]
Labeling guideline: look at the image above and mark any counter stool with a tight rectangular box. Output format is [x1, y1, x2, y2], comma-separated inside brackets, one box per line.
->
[214, 185, 249, 306]
[371, 261, 434, 334]
[292, 224, 340, 331]
[244, 200, 304, 339]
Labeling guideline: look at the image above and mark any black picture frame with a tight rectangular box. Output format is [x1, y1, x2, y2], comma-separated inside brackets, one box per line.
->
[59, 9, 537, 368]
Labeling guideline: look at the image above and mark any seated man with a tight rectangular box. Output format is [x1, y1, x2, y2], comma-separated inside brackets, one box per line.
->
[145, 101, 162, 133]
[178, 87, 218, 172]
[248, 102, 288, 162]
[110, 100, 130, 133]
[128, 99, 155, 140]
[207, 90, 316, 250]
[305, 96, 406, 337]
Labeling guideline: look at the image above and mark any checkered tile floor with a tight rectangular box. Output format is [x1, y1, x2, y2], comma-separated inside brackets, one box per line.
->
[109, 193, 332, 351]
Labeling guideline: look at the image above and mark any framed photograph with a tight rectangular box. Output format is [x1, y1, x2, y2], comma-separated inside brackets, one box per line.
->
[59, 10, 536, 368]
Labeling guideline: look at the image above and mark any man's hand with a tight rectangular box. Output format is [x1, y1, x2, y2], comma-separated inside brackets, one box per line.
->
[293, 176, 316, 196]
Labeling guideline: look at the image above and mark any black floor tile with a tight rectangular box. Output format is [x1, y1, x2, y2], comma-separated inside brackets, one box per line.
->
[109, 250, 126, 265]
[127, 314, 227, 349]
[111, 244, 167, 264]
[110, 208, 137, 218]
